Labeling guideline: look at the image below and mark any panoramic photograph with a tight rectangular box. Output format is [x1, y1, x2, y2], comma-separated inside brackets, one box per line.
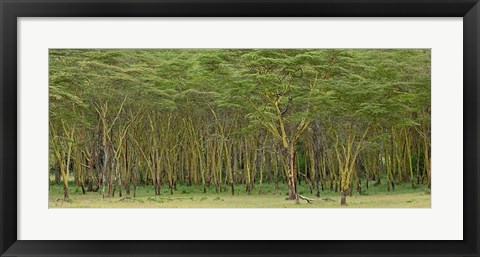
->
[48, 49, 431, 208]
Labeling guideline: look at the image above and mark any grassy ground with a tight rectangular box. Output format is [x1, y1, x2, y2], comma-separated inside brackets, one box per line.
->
[49, 180, 431, 208]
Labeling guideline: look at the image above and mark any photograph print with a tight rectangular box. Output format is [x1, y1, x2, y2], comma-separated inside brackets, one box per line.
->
[48, 49, 431, 208]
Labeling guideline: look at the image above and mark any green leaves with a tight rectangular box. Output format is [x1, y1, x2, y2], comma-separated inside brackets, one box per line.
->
[49, 48, 430, 147]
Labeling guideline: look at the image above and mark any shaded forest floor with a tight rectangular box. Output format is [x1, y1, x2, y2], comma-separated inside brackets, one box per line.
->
[48, 181, 431, 208]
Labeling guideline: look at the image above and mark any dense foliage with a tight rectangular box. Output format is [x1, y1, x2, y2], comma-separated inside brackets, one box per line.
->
[49, 49, 431, 205]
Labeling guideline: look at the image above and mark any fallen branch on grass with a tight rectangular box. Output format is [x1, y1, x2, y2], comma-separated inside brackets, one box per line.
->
[297, 194, 334, 203]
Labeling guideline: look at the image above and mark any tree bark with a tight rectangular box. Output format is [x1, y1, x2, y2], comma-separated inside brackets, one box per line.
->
[341, 190, 347, 206]
[63, 177, 69, 200]
[287, 145, 297, 200]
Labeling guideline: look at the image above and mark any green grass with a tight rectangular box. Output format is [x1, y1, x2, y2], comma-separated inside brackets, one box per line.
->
[49, 180, 430, 208]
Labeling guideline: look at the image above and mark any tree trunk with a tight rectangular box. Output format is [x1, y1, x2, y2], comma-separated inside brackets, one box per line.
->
[63, 178, 69, 200]
[133, 167, 137, 198]
[287, 145, 297, 200]
[81, 182, 86, 194]
[102, 147, 108, 198]
[341, 190, 347, 206]
[55, 161, 61, 185]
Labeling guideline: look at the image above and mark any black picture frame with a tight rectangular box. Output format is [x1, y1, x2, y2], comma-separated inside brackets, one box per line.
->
[1, 0, 479, 256]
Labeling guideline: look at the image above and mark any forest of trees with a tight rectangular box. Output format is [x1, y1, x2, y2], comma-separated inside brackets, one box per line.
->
[49, 49, 431, 206]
